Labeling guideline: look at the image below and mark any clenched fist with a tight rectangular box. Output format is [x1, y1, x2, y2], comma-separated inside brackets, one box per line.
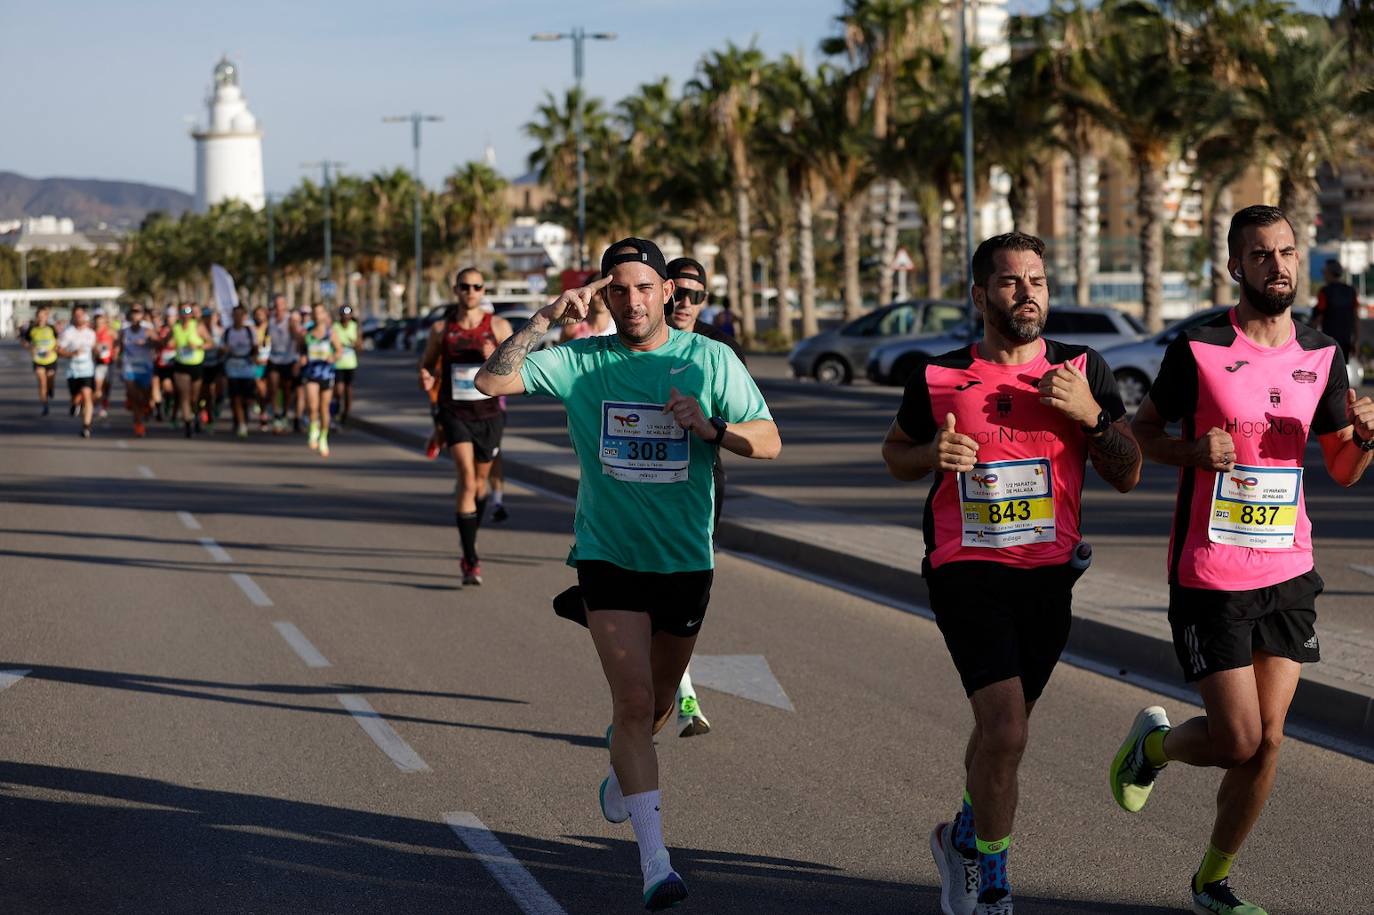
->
[1195, 426, 1236, 472]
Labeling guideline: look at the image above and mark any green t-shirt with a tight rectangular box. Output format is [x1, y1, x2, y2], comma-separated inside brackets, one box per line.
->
[521, 327, 771, 573]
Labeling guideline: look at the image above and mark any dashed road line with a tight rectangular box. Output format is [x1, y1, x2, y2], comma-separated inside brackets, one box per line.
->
[0, 670, 32, 692]
[273, 622, 331, 668]
[116, 440, 129, 450]
[177, 511, 202, 530]
[444, 812, 567, 915]
[1351, 564, 1374, 579]
[199, 537, 232, 563]
[337, 694, 429, 772]
[137, 465, 155, 479]
[229, 572, 273, 607]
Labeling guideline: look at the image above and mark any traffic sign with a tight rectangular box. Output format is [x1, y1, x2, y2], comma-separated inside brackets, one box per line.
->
[891, 247, 915, 272]
[320, 280, 338, 298]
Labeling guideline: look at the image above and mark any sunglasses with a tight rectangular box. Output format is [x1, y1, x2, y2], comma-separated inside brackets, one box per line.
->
[456, 283, 484, 292]
[672, 288, 707, 306]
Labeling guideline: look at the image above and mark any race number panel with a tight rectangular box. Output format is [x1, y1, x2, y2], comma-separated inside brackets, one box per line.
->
[449, 364, 491, 401]
[600, 400, 690, 483]
[1208, 464, 1302, 549]
[959, 458, 1056, 548]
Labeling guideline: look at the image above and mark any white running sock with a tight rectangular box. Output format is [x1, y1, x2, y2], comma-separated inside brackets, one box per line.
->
[625, 790, 667, 877]
[491, 489, 503, 507]
[677, 669, 695, 705]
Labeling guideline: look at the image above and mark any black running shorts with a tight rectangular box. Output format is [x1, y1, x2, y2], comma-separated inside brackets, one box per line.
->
[228, 377, 257, 400]
[576, 560, 713, 638]
[1168, 570, 1322, 683]
[925, 559, 1081, 702]
[437, 411, 504, 463]
[335, 368, 356, 384]
[173, 363, 203, 382]
[67, 376, 94, 395]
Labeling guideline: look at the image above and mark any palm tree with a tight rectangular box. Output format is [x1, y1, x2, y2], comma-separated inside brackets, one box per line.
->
[524, 87, 615, 262]
[986, 15, 1061, 236]
[443, 162, 510, 266]
[688, 43, 768, 341]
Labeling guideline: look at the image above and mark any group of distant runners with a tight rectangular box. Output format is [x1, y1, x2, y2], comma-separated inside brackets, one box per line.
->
[20, 296, 363, 454]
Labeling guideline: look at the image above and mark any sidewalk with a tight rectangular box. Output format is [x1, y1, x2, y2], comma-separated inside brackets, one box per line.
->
[351, 394, 1374, 751]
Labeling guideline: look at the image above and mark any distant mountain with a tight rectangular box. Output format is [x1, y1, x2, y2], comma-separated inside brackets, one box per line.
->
[0, 171, 192, 230]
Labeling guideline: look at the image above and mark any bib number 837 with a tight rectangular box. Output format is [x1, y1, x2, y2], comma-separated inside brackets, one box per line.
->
[1238, 505, 1281, 525]
[988, 500, 1032, 524]
[625, 441, 670, 461]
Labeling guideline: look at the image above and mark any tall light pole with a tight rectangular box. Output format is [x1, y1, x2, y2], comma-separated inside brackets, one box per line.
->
[960, 0, 976, 321]
[301, 160, 345, 302]
[383, 112, 442, 314]
[265, 192, 277, 302]
[532, 27, 617, 270]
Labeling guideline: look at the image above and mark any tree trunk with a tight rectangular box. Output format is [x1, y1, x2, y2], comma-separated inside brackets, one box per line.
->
[722, 242, 740, 325]
[1210, 184, 1234, 308]
[920, 194, 944, 300]
[772, 212, 793, 346]
[734, 178, 755, 342]
[1280, 173, 1319, 307]
[1137, 156, 1167, 332]
[798, 184, 819, 339]
[405, 268, 418, 318]
[1073, 152, 1095, 307]
[877, 178, 902, 305]
[1008, 164, 1039, 236]
[367, 272, 382, 318]
[840, 195, 864, 321]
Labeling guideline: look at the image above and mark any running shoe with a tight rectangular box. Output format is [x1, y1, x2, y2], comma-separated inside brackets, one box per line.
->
[930, 821, 978, 915]
[642, 850, 687, 912]
[308, 422, 320, 450]
[599, 775, 629, 824]
[1192, 877, 1268, 914]
[676, 694, 711, 738]
[134, 420, 146, 438]
[184, 422, 193, 439]
[198, 409, 208, 425]
[461, 559, 482, 586]
[1110, 706, 1171, 813]
[98, 407, 108, 420]
[425, 436, 441, 460]
[41, 403, 49, 417]
[491, 504, 509, 523]
[974, 895, 1014, 915]
[319, 435, 330, 458]
[80, 425, 92, 439]
[236, 424, 248, 439]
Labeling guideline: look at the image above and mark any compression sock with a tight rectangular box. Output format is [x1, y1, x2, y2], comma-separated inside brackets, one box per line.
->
[975, 835, 1011, 903]
[952, 789, 977, 857]
[455, 512, 479, 564]
[1193, 844, 1236, 893]
[625, 791, 667, 878]
[474, 496, 489, 527]
[1144, 726, 1171, 767]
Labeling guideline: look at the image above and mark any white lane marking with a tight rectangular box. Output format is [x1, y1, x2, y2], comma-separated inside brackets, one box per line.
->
[199, 537, 232, 563]
[116, 440, 129, 450]
[177, 511, 202, 530]
[229, 573, 273, 606]
[1351, 564, 1374, 579]
[444, 812, 567, 915]
[137, 465, 155, 479]
[337, 694, 429, 772]
[690, 654, 794, 711]
[0, 670, 32, 691]
[273, 622, 331, 668]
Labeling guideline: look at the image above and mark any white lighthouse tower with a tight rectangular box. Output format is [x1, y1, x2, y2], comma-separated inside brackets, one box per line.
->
[192, 56, 265, 212]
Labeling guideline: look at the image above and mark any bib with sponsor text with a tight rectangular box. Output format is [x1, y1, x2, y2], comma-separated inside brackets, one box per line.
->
[599, 400, 690, 483]
[959, 458, 1056, 548]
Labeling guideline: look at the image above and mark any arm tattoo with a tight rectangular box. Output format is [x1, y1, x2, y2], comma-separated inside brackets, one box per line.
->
[1088, 422, 1141, 487]
[484, 320, 547, 376]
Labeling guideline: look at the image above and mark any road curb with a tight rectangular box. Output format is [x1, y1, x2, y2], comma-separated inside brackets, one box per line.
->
[352, 412, 1374, 751]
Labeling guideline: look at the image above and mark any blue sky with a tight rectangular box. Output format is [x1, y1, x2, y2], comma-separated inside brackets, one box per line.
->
[2, 0, 1339, 196]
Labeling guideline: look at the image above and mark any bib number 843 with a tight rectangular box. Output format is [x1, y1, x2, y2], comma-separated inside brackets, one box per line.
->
[988, 500, 1032, 524]
[625, 441, 670, 461]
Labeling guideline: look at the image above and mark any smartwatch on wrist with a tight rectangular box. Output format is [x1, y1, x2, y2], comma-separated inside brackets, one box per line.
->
[1081, 409, 1111, 436]
[1356, 429, 1374, 452]
[709, 416, 728, 445]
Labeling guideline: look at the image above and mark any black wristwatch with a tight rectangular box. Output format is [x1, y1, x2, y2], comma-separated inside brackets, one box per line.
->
[1356, 429, 1374, 452]
[709, 416, 728, 445]
[1081, 409, 1111, 436]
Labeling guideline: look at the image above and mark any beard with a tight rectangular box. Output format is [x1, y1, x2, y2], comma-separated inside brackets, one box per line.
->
[985, 301, 1045, 343]
[1240, 275, 1295, 316]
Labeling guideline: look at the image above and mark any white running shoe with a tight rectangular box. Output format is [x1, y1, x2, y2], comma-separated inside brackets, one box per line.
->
[974, 894, 1014, 915]
[930, 821, 978, 915]
[642, 848, 687, 912]
[676, 693, 711, 737]
[599, 775, 629, 824]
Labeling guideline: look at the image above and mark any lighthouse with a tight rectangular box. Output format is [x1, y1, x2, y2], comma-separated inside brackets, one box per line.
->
[192, 56, 265, 212]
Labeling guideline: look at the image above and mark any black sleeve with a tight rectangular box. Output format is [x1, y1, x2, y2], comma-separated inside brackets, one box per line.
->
[1085, 349, 1127, 421]
[1146, 336, 1198, 423]
[895, 356, 938, 443]
[1312, 345, 1351, 436]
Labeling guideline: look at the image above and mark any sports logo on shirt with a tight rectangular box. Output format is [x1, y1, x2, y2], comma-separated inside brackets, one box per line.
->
[955, 380, 982, 391]
[1292, 369, 1318, 384]
[995, 392, 1013, 416]
[1268, 387, 1282, 407]
[1225, 360, 1249, 373]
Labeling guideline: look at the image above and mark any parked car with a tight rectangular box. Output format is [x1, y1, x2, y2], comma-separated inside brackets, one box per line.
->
[866, 306, 1146, 386]
[1099, 305, 1362, 410]
[364, 317, 419, 351]
[786, 298, 967, 385]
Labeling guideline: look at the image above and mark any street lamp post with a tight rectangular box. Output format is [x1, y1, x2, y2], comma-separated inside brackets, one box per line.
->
[960, 0, 976, 322]
[383, 112, 442, 314]
[265, 193, 276, 302]
[301, 160, 345, 303]
[532, 27, 617, 271]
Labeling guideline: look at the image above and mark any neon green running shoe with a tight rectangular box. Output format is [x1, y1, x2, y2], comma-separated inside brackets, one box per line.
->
[1192, 877, 1268, 914]
[677, 694, 711, 737]
[1110, 705, 1170, 812]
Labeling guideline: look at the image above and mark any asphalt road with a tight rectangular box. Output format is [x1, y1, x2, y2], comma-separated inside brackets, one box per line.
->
[1, 346, 1371, 914]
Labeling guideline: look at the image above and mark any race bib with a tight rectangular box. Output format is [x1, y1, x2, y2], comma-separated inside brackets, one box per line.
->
[68, 353, 95, 378]
[226, 356, 255, 379]
[959, 458, 1056, 548]
[599, 401, 690, 483]
[1208, 464, 1301, 549]
[35, 342, 54, 358]
[449, 364, 489, 401]
[177, 346, 196, 361]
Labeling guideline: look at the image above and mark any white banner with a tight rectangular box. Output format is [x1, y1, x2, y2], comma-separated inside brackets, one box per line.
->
[211, 264, 239, 326]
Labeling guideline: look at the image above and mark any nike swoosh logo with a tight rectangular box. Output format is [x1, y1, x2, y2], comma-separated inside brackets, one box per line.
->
[669, 364, 691, 375]
[1225, 360, 1249, 373]
[684, 619, 701, 629]
[955, 380, 981, 391]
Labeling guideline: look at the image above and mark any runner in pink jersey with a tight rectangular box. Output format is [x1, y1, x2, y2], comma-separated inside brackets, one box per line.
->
[1113, 206, 1374, 915]
[883, 232, 1141, 915]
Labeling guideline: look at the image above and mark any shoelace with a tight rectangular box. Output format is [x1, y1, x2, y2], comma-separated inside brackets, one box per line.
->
[1132, 737, 1163, 785]
[1201, 878, 1244, 906]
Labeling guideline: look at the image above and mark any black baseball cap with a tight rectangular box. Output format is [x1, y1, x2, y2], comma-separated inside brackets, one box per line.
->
[666, 257, 707, 285]
[600, 237, 668, 279]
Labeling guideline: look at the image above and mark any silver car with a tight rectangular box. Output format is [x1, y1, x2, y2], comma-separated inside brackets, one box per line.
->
[787, 298, 966, 385]
[866, 306, 1146, 386]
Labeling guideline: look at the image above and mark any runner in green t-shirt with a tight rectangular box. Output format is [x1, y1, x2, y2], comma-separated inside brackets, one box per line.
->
[475, 237, 780, 912]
